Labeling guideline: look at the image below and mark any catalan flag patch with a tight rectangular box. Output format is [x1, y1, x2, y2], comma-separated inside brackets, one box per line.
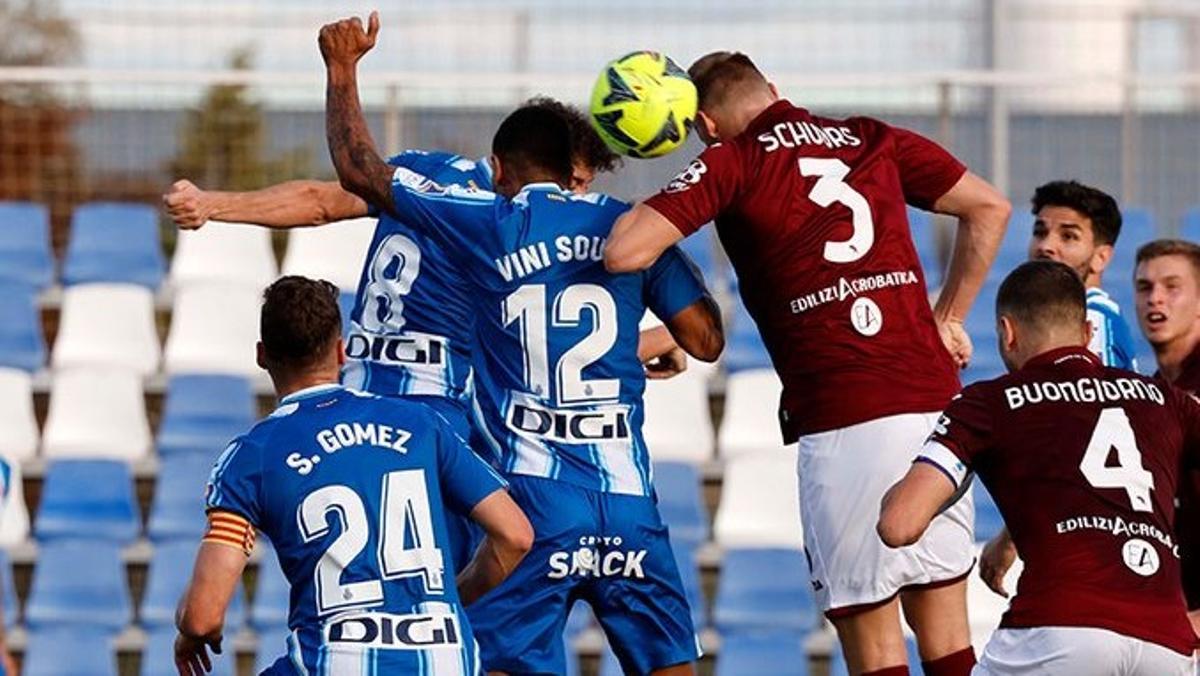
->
[202, 510, 256, 556]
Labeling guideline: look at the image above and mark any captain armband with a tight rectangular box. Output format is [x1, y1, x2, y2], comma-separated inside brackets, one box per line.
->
[202, 510, 257, 556]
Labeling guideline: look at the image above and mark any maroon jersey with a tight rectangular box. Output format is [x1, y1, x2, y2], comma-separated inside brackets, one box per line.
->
[1160, 343, 1200, 609]
[645, 100, 964, 441]
[922, 346, 1199, 655]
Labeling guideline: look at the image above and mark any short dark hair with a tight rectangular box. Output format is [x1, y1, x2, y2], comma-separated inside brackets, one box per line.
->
[996, 260, 1087, 332]
[1136, 239, 1200, 279]
[492, 105, 573, 187]
[260, 276, 341, 371]
[1031, 180, 1122, 246]
[523, 96, 621, 174]
[688, 51, 769, 111]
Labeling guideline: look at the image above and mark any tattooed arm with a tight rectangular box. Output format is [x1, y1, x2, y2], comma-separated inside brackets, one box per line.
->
[319, 12, 399, 218]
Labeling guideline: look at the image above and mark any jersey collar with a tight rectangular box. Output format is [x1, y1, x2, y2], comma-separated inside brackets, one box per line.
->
[745, 99, 801, 136]
[1022, 345, 1101, 371]
[279, 382, 343, 405]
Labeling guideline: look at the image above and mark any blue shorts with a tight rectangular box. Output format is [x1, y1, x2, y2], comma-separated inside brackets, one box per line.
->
[469, 475, 701, 675]
[408, 395, 486, 574]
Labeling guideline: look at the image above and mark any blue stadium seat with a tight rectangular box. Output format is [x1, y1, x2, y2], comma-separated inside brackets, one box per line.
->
[251, 541, 289, 630]
[24, 626, 118, 676]
[714, 548, 817, 632]
[1181, 206, 1200, 242]
[0, 202, 53, 289]
[142, 540, 244, 632]
[974, 480, 1004, 542]
[654, 462, 708, 547]
[724, 298, 772, 373]
[0, 282, 44, 372]
[0, 550, 16, 628]
[157, 374, 255, 457]
[338, 291, 355, 337]
[142, 626, 235, 676]
[717, 629, 808, 676]
[1108, 208, 1156, 281]
[674, 543, 707, 629]
[62, 202, 164, 289]
[148, 453, 218, 541]
[829, 636, 920, 675]
[26, 539, 130, 629]
[599, 643, 622, 676]
[255, 624, 292, 674]
[35, 460, 138, 543]
[908, 207, 942, 286]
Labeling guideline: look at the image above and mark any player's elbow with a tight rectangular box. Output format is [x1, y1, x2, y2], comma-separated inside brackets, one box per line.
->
[604, 239, 654, 274]
[684, 327, 724, 363]
[175, 600, 223, 640]
[496, 509, 535, 562]
[876, 502, 924, 549]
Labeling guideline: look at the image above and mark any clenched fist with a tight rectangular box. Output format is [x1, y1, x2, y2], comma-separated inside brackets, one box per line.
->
[937, 317, 973, 370]
[163, 180, 212, 230]
[319, 11, 380, 69]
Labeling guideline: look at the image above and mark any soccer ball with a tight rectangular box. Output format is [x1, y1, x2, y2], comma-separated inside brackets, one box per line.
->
[589, 51, 697, 159]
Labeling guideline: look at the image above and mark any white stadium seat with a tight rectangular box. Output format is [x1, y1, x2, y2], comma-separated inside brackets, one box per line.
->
[718, 368, 786, 459]
[42, 367, 151, 461]
[714, 448, 802, 549]
[170, 221, 278, 291]
[642, 366, 714, 464]
[281, 217, 375, 291]
[51, 283, 160, 375]
[0, 458, 30, 545]
[164, 283, 261, 377]
[0, 368, 38, 460]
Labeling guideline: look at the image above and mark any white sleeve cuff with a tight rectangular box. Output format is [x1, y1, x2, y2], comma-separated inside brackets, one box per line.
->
[915, 440, 969, 489]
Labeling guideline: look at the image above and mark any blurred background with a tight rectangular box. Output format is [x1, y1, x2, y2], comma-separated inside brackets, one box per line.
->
[0, 1, 1195, 675]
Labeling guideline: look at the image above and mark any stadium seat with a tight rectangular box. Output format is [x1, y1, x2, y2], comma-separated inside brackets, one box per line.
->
[141, 626, 235, 676]
[157, 374, 255, 457]
[62, 202, 165, 289]
[251, 541, 289, 629]
[716, 629, 808, 676]
[974, 481, 1005, 543]
[36, 460, 139, 543]
[908, 207, 942, 286]
[255, 624, 293, 674]
[718, 369, 786, 459]
[714, 449, 803, 549]
[0, 368, 38, 460]
[599, 643, 623, 676]
[0, 550, 16, 627]
[642, 368, 714, 464]
[169, 221, 278, 291]
[164, 282, 262, 377]
[147, 453, 216, 540]
[0, 457, 30, 546]
[653, 462, 708, 547]
[24, 626, 118, 676]
[714, 548, 817, 632]
[41, 367, 152, 460]
[1181, 206, 1200, 242]
[723, 300, 773, 373]
[564, 601, 593, 639]
[142, 540, 244, 632]
[0, 282, 45, 372]
[51, 283, 160, 375]
[1108, 208, 1156, 281]
[26, 539, 130, 629]
[0, 201, 54, 289]
[280, 216, 375, 291]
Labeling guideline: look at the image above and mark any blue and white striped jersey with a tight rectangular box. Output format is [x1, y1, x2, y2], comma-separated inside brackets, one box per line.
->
[342, 151, 493, 402]
[386, 169, 709, 497]
[1086, 286, 1137, 371]
[206, 384, 504, 676]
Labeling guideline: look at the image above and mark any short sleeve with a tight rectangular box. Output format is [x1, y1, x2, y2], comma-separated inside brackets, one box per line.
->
[389, 165, 495, 261]
[643, 245, 710, 322]
[643, 143, 743, 237]
[205, 438, 263, 527]
[917, 386, 994, 488]
[890, 126, 967, 211]
[433, 415, 507, 517]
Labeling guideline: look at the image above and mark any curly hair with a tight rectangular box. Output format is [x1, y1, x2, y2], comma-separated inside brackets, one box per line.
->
[523, 96, 621, 174]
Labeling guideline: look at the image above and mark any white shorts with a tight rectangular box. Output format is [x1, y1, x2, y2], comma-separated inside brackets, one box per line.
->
[797, 411, 975, 613]
[976, 627, 1195, 675]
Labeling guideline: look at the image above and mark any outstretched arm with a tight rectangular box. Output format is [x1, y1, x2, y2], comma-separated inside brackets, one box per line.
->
[320, 12, 398, 218]
[163, 179, 368, 229]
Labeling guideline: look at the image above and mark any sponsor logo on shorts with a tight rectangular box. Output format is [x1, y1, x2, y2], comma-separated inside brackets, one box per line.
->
[325, 611, 461, 650]
[547, 536, 648, 579]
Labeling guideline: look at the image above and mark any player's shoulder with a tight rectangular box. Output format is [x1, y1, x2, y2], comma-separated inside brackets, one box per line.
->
[389, 150, 494, 190]
[1086, 287, 1123, 316]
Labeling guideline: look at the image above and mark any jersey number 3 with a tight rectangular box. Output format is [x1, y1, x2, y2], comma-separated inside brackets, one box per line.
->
[1079, 407, 1154, 513]
[799, 157, 875, 264]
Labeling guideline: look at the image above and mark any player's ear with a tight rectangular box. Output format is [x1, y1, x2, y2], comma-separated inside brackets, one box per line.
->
[335, 337, 347, 368]
[1091, 243, 1114, 275]
[696, 110, 719, 144]
[998, 315, 1018, 352]
[255, 341, 268, 370]
[1081, 317, 1094, 347]
[489, 154, 503, 186]
[767, 81, 780, 99]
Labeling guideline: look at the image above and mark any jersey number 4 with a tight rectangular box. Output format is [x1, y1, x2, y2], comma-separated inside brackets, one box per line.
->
[1079, 407, 1154, 513]
[799, 158, 875, 264]
[298, 470, 445, 615]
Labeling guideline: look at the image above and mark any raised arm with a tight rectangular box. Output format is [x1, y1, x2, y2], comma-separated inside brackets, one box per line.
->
[163, 179, 368, 229]
[456, 489, 534, 606]
[930, 171, 1012, 366]
[320, 12, 398, 218]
